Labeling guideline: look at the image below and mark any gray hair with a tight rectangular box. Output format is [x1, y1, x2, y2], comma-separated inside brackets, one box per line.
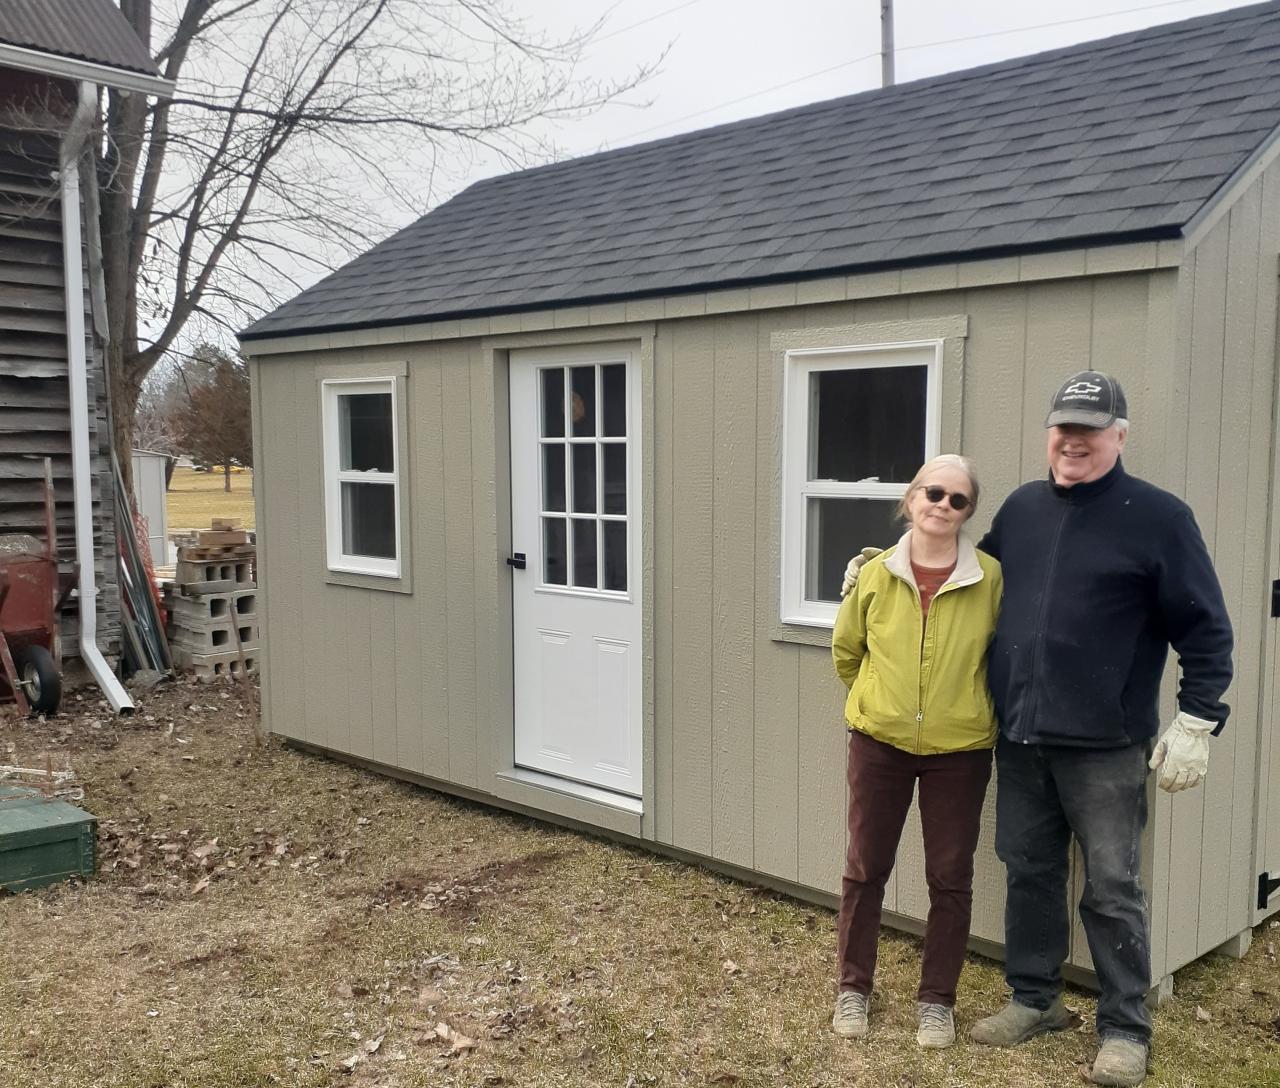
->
[1114, 417, 1130, 436]
[895, 454, 981, 522]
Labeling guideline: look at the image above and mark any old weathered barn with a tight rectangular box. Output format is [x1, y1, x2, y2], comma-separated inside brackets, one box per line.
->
[241, 2, 1280, 993]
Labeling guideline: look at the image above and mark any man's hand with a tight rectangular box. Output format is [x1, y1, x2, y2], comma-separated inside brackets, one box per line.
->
[1148, 711, 1216, 792]
[840, 547, 884, 598]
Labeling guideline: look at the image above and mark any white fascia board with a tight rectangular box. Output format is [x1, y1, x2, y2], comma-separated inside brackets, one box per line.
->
[0, 42, 174, 97]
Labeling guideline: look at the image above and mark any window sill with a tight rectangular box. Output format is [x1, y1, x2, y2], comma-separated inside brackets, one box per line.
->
[324, 566, 413, 594]
[771, 620, 834, 648]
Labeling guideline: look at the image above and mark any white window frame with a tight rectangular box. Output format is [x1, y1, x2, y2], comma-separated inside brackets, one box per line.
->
[780, 340, 942, 627]
[321, 377, 402, 578]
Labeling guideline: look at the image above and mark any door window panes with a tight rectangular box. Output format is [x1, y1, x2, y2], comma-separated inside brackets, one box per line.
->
[602, 364, 626, 437]
[542, 445, 566, 512]
[603, 521, 627, 592]
[541, 368, 565, 438]
[572, 444, 597, 514]
[535, 362, 631, 595]
[543, 517, 567, 585]
[572, 519, 598, 588]
[602, 444, 626, 515]
[571, 366, 596, 437]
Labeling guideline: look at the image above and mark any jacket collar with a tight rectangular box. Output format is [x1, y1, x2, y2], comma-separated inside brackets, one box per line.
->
[883, 529, 984, 590]
[1048, 458, 1126, 502]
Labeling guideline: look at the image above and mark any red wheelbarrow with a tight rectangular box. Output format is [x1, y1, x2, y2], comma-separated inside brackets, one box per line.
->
[0, 460, 72, 715]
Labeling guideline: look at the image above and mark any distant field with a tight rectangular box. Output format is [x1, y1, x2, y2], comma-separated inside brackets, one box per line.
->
[166, 466, 256, 531]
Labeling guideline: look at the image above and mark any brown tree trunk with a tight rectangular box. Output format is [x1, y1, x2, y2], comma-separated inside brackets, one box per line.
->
[224, 462, 231, 492]
[109, 341, 143, 496]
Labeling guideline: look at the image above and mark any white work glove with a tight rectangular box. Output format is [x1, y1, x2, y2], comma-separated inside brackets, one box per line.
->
[1148, 711, 1216, 793]
[840, 547, 884, 598]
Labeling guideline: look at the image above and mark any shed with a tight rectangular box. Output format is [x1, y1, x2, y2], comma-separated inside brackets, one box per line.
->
[0, 1, 171, 706]
[130, 449, 170, 567]
[240, 2, 1280, 994]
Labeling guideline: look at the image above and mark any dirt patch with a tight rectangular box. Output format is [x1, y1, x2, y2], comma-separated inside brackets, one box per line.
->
[367, 849, 569, 919]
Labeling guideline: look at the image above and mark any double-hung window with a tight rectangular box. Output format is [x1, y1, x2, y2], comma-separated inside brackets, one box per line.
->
[781, 342, 941, 626]
[322, 378, 401, 578]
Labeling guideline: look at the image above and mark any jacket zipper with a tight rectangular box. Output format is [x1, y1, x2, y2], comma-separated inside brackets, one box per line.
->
[1020, 506, 1070, 743]
[917, 581, 959, 753]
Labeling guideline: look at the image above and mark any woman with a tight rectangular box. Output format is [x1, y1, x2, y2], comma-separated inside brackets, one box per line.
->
[830, 454, 1001, 1049]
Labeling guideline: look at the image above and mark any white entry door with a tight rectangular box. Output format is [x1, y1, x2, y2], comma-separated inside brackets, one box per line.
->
[509, 344, 642, 799]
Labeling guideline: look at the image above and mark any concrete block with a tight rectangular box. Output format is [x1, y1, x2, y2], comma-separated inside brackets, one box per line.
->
[171, 589, 257, 626]
[171, 620, 260, 654]
[175, 558, 254, 589]
[173, 647, 259, 682]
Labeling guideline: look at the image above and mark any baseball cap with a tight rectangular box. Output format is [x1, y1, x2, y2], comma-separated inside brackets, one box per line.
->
[1044, 370, 1128, 429]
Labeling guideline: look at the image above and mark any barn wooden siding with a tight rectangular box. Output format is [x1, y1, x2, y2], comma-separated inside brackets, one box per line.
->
[0, 124, 120, 656]
[251, 241, 1280, 984]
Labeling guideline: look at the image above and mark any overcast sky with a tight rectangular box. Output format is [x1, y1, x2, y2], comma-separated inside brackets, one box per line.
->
[512, 0, 1254, 161]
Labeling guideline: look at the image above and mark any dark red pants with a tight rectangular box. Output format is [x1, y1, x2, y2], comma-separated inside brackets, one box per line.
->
[836, 729, 992, 1006]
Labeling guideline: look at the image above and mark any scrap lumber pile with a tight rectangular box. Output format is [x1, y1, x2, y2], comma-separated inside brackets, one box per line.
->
[167, 519, 259, 682]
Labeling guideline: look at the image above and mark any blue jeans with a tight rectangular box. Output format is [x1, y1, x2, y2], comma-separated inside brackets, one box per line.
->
[995, 737, 1151, 1044]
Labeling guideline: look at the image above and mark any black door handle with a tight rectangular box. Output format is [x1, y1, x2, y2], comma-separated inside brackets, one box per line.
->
[506, 553, 526, 570]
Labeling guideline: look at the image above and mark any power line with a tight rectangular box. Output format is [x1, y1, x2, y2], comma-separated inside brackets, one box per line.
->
[595, 0, 714, 43]
[607, 0, 1233, 145]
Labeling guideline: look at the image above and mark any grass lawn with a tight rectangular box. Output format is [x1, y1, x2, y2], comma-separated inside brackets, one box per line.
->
[166, 466, 256, 532]
[1, 682, 1278, 1088]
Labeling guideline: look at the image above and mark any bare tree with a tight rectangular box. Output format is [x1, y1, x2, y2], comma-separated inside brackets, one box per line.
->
[100, 0, 656, 487]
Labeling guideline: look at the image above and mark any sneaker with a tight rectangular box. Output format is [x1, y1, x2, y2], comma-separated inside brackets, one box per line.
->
[916, 1002, 956, 1048]
[832, 991, 870, 1038]
[970, 996, 1074, 1046]
[1089, 1037, 1149, 1087]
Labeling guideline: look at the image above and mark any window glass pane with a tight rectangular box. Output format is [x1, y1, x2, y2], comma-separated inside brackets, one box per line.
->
[543, 517, 567, 585]
[601, 364, 626, 437]
[809, 365, 927, 484]
[571, 366, 596, 437]
[542, 444, 565, 512]
[339, 392, 393, 472]
[805, 497, 899, 603]
[572, 518, 597, 588]
[541, 368, 565, 438]
[572, 443, 597, 514]
[341, 481, 396, 559]
[602, 444, 626, 514]
[603, 521, 627, 592]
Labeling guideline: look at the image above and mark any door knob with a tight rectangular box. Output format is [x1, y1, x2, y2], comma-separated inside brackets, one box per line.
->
[506, 553, 527, 570]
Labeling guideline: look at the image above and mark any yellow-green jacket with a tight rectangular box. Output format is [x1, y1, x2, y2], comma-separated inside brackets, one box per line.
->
[832, 531, 1002, 755]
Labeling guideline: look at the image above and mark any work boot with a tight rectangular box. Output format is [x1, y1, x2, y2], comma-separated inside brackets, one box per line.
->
[970, 996, 1073, 1046]
[916, 1002, 956, 1048]
[831, 991, 869, 1038]
[1089, 1037, 1149, 1086]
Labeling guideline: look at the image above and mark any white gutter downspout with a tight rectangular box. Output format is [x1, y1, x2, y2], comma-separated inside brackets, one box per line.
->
[61, 81, 135, 714]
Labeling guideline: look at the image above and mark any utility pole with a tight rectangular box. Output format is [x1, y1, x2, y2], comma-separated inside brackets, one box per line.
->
[881, 0, 895, 87]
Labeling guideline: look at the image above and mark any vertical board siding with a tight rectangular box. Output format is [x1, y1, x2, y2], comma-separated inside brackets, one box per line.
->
[653, 326, 676, 845]
[753, 315, 800, 882]
[1252, 163, 1280, 923]
[413, 356, 450, 778]
[669, 319, 716, 856]
[796, 649, 847, 896]
[442, 353, 479, 788]
[1199, 186, 1261, 949]
[711, 314, 757, 870]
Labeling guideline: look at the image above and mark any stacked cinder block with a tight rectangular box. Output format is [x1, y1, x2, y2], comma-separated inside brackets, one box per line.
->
[169, 519, 260, 681]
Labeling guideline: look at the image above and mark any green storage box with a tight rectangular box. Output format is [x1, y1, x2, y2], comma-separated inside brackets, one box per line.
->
[0, 784, 96, 892]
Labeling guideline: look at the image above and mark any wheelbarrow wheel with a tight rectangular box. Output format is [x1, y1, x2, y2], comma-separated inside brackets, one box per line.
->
[15, 644, 60, 715]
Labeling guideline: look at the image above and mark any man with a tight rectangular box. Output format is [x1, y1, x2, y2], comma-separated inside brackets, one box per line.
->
[840, 371, 1233, 1088]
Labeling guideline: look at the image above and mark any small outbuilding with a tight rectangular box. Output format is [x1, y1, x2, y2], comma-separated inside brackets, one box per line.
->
[241, 3, 1280, 993]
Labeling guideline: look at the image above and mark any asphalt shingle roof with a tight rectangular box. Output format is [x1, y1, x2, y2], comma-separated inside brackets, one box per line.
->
[0, 0, 159, 77]
[243, 1, 1280, 341]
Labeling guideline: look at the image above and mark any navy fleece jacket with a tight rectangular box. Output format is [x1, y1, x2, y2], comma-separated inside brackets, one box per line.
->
[977, 461, 1233, 747]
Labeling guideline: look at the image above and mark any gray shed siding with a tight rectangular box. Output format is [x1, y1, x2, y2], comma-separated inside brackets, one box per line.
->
[250, 251, 1274, 982]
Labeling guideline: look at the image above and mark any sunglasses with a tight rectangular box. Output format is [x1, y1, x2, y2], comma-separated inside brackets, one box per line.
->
[921, 485, 972, 511]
